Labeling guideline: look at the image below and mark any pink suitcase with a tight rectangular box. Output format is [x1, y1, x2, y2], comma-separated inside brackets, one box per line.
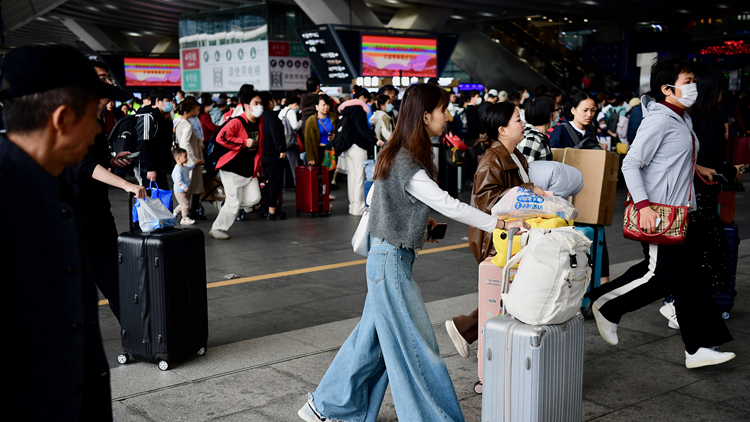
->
[476, 257, 515, 393]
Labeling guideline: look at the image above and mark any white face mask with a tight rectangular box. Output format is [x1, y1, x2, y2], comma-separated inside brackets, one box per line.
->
[250, 104, 263, 118]
[667, 83, 698, 108]
[475, 97, 482, 105]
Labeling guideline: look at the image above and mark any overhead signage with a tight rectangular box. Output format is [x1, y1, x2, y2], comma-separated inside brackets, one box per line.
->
[269, 41, 311, 90]
[362, 35, 437, 78]
[296, 25, 357, 85]
[180, 40, 269, 92]
[125, 57, 181, 87]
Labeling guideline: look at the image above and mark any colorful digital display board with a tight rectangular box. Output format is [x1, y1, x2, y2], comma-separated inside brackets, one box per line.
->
[124, 58, 181, 87]
[362, 35, 437, 78]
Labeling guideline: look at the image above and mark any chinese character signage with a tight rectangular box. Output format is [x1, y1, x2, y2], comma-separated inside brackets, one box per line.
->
[296, 24, 357, 85]
[269, 41, 310, 90]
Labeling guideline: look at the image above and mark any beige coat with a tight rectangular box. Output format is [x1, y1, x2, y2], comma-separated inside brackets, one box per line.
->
[175, 119, 204, 194]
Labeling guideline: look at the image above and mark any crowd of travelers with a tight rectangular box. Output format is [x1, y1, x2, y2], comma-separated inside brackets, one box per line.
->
[2, 42, 746, 421]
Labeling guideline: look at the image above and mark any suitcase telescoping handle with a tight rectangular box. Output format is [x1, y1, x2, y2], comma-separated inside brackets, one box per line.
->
[129, 192, 135, 233]
[500, 227, 520, 316]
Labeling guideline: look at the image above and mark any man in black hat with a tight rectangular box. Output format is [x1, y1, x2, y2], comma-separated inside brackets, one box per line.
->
[0, 44, 130, 421]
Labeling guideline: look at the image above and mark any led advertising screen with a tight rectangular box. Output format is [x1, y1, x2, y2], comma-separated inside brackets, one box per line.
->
[124, 57, 181, 87]
[362, 35, 437, 78]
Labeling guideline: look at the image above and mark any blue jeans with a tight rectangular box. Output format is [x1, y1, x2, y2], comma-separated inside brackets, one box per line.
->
[309, 238, 465, 422]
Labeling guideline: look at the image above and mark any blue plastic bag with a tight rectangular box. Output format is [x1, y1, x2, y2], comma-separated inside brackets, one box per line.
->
[132, 182, 173, 222]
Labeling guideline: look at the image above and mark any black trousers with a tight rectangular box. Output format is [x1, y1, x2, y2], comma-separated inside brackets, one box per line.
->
[85, 215, 120, 322]
[262, 158, 284, 209]
[587, 235, 733, 353]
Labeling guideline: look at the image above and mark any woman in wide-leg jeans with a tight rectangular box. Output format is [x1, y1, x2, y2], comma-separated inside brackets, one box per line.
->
[310, 238, 462, 421]
[299, 84, 528, 422]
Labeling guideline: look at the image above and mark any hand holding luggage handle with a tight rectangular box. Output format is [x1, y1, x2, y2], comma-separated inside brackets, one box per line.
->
[500, 228, 520, 317]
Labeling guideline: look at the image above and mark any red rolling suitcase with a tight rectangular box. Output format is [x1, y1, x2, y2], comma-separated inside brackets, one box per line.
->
[116, 194, 209, 371]
[733, 136, 750, 165]
[295, 165, 330, 217]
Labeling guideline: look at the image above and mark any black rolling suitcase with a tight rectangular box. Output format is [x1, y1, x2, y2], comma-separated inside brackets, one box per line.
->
[116, 193, 209, 371]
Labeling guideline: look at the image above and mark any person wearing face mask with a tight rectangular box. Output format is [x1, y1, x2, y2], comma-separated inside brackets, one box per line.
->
[549, 91, 601, 150]
[136, 88, 176, 187]
[208, 89, 265, 239]
[259, 91, 288, 220]
[586, 57, 736, 369]
[516, 95, 556, 162]
[369, 94, 393, 147]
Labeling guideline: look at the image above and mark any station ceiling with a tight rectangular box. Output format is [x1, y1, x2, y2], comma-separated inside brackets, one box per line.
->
[3, 0, 749, 53]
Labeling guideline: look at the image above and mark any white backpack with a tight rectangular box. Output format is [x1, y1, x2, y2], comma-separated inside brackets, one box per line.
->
[502, 227, 592, 325]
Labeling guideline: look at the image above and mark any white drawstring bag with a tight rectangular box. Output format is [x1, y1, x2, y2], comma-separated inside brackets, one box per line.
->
[352, 184, 375, 256]
[502, 227, 592, 325]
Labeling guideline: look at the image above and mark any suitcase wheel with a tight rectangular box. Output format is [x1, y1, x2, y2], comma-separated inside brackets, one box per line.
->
[581, 307, 594, 319]
[195, 203, 205, 217]
[197, 346, 207, 356]
[722, 312, 730, 320]
[236, 210, 246, 221]
[473, 381, 482, 395]
[323, 211, 331, 217]
[310, 213, 317, 218]
[117, 354, 129, 365]
[296, 210, 301, 216]
[158, 360, 170, 371]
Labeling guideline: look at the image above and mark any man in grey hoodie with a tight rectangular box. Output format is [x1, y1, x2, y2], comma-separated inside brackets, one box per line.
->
[586, 57, 735, 369]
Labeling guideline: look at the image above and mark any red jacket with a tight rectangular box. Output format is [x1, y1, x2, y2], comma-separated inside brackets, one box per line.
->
[199, 113, 218, 143]
[215, 114, 264, 177]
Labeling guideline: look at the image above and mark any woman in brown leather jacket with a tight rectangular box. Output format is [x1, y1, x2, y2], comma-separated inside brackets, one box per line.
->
[445, 102, 545, 358]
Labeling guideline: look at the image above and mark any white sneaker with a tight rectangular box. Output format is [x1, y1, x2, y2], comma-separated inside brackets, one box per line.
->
[592, 304, 618, 345]
[685, 347, 736, 369]
[180, 217, 195, 225]
[209, 229, 230, 240]
[660, 302, 680, 329]
[445, 320, 470, 358]
[298, 400, 327, 421]
[329, 194, 336, 201]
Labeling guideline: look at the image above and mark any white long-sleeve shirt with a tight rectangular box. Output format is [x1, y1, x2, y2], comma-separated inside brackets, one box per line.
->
[279, 107, 303, 130]
[370, 169, 497, 234]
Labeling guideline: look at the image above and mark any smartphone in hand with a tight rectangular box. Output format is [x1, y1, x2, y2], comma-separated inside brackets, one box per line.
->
[427, 223, 448, 240]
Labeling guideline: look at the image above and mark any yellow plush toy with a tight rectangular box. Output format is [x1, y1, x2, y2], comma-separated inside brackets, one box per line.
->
[491, 217, 573, 268]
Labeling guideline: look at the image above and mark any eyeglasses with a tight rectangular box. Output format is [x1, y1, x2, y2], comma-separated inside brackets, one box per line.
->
[98, 75, 116, 85]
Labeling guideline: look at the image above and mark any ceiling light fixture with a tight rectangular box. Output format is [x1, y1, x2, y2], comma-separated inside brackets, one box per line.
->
[584, 18, 588, 22]
[127, 32, 141, 37]
[451, 15, 466, 20]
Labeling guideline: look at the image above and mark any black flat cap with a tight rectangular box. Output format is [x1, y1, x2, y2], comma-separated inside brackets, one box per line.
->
[0, 44, 130, 102]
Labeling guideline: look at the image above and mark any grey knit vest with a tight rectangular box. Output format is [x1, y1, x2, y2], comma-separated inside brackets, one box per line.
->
[368, 151, 430, 250]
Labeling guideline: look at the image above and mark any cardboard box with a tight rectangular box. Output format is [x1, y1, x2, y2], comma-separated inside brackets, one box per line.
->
[552, 148, 619, 226]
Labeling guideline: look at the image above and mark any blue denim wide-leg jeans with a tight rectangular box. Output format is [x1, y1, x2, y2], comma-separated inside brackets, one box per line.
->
[308, 238, 465, 422]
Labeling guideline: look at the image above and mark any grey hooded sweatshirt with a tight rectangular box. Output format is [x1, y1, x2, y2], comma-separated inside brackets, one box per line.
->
[622, 95, 698, 210]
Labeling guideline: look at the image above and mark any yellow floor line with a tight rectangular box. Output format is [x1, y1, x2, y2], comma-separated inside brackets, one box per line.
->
[98, 243, 469, 306]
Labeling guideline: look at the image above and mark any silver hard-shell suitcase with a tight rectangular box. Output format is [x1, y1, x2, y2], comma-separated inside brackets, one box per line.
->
[481, 229, 585, 422]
